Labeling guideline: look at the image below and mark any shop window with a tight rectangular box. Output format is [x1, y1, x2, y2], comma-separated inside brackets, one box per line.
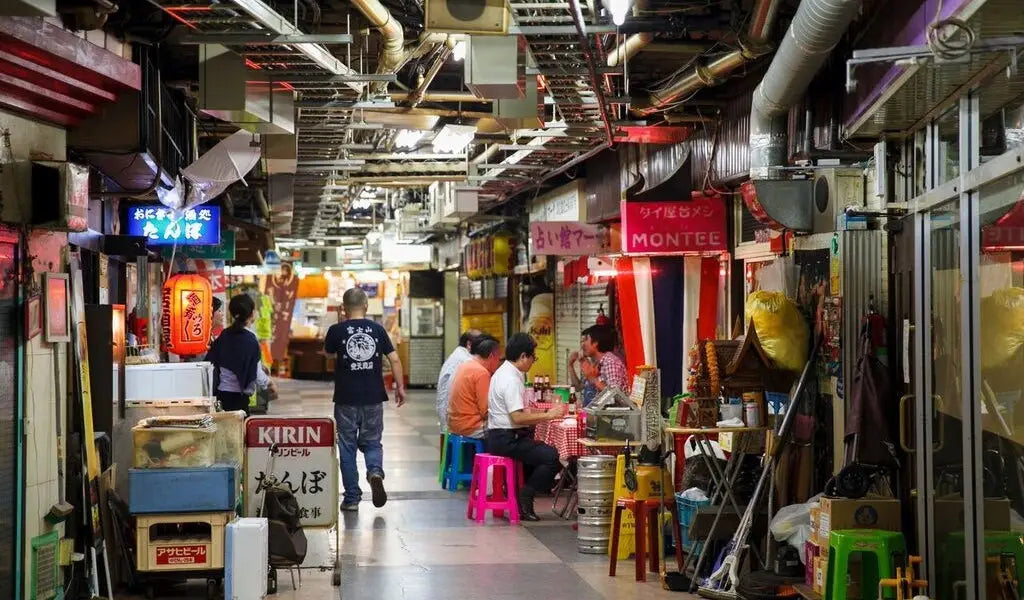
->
[935, 107, 960, 187]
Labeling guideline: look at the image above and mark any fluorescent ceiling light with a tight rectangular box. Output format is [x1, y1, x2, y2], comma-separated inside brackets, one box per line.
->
[452, 40, 467, 62]
[352, 199, 375, 210]
[432, 124, 476, 154]
[395, 129, 426, 149]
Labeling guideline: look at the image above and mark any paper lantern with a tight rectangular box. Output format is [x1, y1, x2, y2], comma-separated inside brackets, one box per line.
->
[161, 273, 213, 356]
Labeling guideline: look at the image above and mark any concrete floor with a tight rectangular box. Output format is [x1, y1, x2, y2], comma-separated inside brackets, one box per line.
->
[138, 378, 693, 599]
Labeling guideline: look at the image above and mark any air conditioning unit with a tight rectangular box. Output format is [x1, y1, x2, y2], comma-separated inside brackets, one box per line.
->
[301, 247, 342, 268]
[443, 186, 478, 220]
[425, 0, 509, 34]
[812, 168, 865, 233]
[465, 36, 523, 100]
[1, 161, 89, 231]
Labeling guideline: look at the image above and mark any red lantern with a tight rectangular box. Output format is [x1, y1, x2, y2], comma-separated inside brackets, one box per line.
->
[161, 273, 213, 356]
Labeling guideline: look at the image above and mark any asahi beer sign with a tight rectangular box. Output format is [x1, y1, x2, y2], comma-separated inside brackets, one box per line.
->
[245, 417, 338, 528]
[620, 194, 727, 255]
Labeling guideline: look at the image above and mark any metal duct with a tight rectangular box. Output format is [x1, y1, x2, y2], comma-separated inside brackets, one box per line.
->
[348, 0, 405, 90]
[749, 0, 862, 179]
[607, 33, 653, 67]
[636, 0, 779, 115]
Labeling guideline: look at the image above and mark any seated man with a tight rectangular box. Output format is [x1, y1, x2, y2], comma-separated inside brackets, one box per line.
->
[486, 333, 564, 521]
[448, 335, 503, 439]
[579, 356, 600, 407]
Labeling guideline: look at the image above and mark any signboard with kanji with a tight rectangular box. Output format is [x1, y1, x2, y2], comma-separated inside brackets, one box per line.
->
[530, 221, 609, 256]
[620, 195, 727, 255]
[126, 204, 221, 246]
[244, 417, 338, 528]
[155, 545, 208, 566]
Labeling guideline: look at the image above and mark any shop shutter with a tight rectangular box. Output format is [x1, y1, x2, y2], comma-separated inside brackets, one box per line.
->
[408, 336, 445, 386]
[0, 239, 18, 599]
[554, 282, 608, 385]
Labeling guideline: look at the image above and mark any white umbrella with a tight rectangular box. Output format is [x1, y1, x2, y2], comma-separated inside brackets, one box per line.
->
[159, 130, 262, 211]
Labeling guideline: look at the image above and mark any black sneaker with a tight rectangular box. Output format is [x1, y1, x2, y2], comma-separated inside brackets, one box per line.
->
[368, 474, 387, 508]
[340, 501, 360, 512]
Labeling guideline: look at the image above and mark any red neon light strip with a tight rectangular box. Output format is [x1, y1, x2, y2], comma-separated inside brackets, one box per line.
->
[163, 8, 199, 30]
[164, 6, 213, 10]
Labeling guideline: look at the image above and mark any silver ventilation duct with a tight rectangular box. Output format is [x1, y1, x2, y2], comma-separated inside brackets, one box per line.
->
[749, 0, 862, 179]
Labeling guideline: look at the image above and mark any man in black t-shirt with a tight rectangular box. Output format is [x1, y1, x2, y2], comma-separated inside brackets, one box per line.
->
[325, 288, 406, 511]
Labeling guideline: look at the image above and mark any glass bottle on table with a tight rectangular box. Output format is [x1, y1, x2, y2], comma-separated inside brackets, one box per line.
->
[568, 386, 577, 415]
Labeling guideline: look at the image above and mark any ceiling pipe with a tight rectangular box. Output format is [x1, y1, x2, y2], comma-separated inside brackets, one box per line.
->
[634, 0, 780, 115]
[749, 0, 862, 178]
[407, 37, 457, 108]
[347, 0, 405, 93]
[390, 91, 486, 103]
[607, 32, 653, 67]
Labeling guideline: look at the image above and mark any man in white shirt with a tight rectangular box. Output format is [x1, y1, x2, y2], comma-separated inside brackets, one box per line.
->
[436, 330, 481, 440]
[487, 333, 564, 521]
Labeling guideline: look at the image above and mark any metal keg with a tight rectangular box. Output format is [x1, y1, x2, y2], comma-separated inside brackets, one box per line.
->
[577, 456, 616, 554]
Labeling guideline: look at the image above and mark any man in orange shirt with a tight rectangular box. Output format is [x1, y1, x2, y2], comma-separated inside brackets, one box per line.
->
[447, 335, 503, 438]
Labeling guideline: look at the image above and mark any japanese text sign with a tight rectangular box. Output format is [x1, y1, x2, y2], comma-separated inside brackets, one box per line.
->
[620, 195, 727, 254]
[530, 221, 609, 256]
[155, 545, 208, 566]
[126, 204, 221, 246]
[245, 417, 338, 528]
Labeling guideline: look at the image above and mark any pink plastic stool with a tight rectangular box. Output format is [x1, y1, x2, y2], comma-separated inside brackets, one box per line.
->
[466, 453, 525, 524]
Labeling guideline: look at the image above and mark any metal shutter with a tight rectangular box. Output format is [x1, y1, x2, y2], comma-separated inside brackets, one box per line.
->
[408, 336, 444, 386]
[0, 239, 18, 599]
[554, 282, 608, 385]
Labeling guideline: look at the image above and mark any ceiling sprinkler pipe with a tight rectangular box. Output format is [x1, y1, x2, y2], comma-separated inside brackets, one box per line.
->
[749, 0, 862, 179]
[349, 0, 405, 91]
[607, 33, 653, 67]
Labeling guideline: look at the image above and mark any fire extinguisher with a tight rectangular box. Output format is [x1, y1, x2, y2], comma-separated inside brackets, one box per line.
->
[595, 304, 610, 326]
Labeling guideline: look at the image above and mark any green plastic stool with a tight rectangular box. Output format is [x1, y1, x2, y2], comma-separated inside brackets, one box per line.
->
[438, 433, 450, 485]
[938, 530, 1024, 597]
[825, 529, 906, 600]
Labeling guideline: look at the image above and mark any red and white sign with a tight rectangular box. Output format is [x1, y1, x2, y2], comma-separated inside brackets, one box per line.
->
[530, 221, 609, 256]
[983, 193, 1024, 250]
[245, 417, 338, 528]
[620, 193, 727, 255]
[156, 545, 208, 566]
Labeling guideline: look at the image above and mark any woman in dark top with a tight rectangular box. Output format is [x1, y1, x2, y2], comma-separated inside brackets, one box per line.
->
[207, 294, 275, 413]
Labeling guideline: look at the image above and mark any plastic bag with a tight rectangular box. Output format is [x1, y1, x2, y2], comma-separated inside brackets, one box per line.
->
[769, 495, 821, 562]
[980, 287, 1024, 370]
[745, 291, 809, 372]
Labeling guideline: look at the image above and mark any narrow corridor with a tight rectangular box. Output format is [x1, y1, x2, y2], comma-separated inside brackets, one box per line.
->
[260, 379, 687, 600]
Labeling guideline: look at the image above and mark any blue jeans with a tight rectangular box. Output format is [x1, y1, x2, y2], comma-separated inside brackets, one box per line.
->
[334, 403, 385, 504]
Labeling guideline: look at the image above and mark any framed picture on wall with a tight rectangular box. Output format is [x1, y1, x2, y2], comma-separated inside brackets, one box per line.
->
[44, 273, 70, 343]
[25, 294, 41, 341]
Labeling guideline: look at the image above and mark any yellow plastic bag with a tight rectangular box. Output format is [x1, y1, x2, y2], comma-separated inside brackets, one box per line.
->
[981, 287, 1024, 370]
[744, 291, 809, 372]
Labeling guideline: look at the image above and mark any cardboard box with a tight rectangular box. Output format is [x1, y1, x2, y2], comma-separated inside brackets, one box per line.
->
[818, 496, 901, 544]
[808, 504, 821, 546]
[812, 556, 828, 595]
[932, 497, 1011, 544]
[804, 540, 819, 586]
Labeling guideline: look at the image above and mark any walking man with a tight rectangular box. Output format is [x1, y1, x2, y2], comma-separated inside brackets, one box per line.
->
[325, 288, 406, 511]
[487, 333, 564, 521]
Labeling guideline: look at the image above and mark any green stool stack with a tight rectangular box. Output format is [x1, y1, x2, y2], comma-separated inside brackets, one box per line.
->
[938, 530, 1024, 597]
[825, 529, 906, 600]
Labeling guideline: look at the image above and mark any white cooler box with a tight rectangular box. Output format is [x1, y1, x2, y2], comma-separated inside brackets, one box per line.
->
[225, 518, 269, 600]
[126, 362, 214, 400]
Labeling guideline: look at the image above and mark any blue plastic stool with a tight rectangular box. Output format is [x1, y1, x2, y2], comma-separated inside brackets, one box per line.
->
[442, 434, 485, 490]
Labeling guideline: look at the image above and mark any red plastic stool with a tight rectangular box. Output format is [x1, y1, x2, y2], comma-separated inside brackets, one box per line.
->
[466, 453, 525, 524]
[608, 497, 684, 582]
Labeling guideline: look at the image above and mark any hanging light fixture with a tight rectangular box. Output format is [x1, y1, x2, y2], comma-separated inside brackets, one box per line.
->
[432, 124, 477, 154]
[604, 0, 631, 26]
[161, 273, 213, 357]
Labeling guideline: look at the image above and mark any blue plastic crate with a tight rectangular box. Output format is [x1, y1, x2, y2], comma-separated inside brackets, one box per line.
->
[675, 492, 711, 552]
[129, 465, 238, 514]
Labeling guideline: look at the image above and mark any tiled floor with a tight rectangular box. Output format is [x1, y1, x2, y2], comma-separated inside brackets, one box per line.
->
[138, 378, 693, 599]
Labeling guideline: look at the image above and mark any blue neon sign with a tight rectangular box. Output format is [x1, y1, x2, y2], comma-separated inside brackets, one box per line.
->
[126, 204, 221, 246]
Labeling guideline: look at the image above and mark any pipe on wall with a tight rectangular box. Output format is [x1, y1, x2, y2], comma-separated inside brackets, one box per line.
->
[749, 0, 862, 178]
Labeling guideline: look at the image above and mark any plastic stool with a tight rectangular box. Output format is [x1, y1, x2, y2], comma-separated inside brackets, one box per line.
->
[825, 529, 906, 600]
[466, 453, 524, 524]
[938, 530, 1024, 598]
[442, 434, 485, 491]
[608, 497, 685, 582]
[438, 433, 448, 485]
